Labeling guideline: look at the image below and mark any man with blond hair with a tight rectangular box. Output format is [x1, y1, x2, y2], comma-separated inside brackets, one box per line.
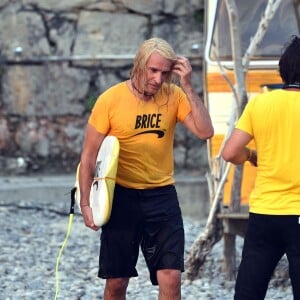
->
[79, 37, 213, 299]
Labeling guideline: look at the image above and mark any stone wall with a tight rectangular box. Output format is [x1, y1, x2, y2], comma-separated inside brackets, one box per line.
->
[0, 0, 207, 175]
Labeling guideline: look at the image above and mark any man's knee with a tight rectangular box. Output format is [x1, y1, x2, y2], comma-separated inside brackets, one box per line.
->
[104, 278, 129, 298]
[157, 269, 181, 291]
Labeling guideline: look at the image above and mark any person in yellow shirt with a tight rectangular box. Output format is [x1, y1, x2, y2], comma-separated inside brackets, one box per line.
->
[79, 37, 213, 299]
[222, 35, 300, 300]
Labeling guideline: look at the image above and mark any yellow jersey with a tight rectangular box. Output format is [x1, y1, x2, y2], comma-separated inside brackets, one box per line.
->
[89, 81, 191, 189]
[237, 89, 300, 215]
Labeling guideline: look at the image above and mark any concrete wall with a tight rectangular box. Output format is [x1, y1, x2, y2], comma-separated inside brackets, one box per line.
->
[0, 174, 210, 219]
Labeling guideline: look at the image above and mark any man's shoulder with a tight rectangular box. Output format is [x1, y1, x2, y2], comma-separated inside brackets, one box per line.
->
[100, 81, 128, 97]
[250, 89, 284, 104]
[106, 81, 127, 92]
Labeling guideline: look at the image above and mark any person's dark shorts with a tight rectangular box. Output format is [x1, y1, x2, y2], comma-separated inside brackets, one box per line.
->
[98, 184, 185, 285]
[235, 213, 300, 300]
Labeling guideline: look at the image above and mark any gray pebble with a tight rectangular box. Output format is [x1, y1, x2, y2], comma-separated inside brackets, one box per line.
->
[0, 199, 292, 299]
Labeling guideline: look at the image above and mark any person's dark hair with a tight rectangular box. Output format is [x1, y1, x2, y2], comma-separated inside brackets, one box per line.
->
[279, 35, 300, 85]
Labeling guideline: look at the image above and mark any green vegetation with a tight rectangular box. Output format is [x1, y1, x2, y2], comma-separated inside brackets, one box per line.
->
[86, 95, 97, 111]
[194, 9, 204, 24]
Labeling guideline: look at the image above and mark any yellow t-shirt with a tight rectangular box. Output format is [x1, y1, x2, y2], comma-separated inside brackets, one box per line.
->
[89, 81, 191, 188]
[236, 89, 300, 215]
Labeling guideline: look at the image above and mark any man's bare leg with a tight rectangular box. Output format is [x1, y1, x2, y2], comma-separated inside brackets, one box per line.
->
[157, 269, 181, 300]
[104, 278, 129, 300]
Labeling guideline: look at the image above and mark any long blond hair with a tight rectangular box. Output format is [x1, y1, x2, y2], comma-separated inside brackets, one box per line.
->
[130, 38, 177, 95]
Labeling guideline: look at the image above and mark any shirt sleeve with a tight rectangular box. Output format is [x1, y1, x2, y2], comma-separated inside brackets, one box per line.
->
[88, 94, 110, 134]
[236, 97, 255, 136]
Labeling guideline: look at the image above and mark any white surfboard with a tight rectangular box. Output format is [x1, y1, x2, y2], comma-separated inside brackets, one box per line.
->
[75, 135, 120, 226]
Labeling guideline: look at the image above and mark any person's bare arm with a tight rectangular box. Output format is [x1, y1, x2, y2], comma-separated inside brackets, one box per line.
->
[79, 124, 106, 230]
[221, 128, 257, 166]
[172, 56, 214, 139]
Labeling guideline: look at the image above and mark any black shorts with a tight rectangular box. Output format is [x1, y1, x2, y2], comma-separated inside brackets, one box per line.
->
[235, 213, 300, 299]
[98, 184, 184, 285]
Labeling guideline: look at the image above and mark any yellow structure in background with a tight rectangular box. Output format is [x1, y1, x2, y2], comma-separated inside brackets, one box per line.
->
[208, 70, 282, 206]
[204, 0, 298, 207]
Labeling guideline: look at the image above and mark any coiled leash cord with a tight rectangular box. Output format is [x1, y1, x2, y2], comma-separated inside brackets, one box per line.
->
[54, 187, 76, 300]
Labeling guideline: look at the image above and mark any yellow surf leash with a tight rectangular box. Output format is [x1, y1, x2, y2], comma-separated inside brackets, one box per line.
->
[54, 187, 76, 300]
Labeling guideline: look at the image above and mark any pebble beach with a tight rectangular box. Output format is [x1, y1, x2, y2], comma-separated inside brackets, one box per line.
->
[1, 188, 293, 299]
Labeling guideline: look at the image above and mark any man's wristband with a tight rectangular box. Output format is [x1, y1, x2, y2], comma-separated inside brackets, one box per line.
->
[246, 148, 253, 161]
